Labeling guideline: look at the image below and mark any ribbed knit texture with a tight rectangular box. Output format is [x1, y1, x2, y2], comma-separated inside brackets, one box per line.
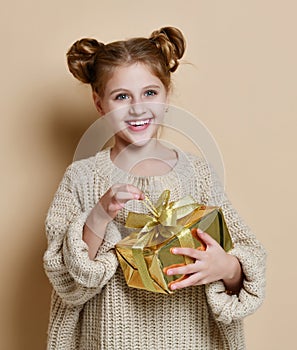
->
[44, 148, 266, 350]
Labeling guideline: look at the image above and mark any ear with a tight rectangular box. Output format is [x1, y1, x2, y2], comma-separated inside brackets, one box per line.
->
[92, 91, 104, 115]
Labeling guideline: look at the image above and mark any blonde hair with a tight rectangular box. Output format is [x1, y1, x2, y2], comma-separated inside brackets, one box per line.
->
[67, 27, 186, 97]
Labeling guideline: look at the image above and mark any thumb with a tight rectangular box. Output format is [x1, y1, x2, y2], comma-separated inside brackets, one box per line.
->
[196, 228, 218, 248]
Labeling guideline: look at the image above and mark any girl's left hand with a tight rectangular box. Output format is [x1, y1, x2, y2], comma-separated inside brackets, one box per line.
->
[166, 229, 242, 291]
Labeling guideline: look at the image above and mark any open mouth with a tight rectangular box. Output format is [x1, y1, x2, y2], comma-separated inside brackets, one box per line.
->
[126, 118, 152, 131]
[126, 119, 151, 127]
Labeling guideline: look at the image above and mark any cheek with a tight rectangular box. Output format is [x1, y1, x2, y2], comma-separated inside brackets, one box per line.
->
[149, 103, 166, 120]
[106, 101, 130, 114]
[104, 108, 128, 132]
[101, 100, 116, 114]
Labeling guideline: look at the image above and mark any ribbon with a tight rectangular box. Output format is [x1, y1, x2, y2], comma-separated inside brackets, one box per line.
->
[125, 190, 201, 292]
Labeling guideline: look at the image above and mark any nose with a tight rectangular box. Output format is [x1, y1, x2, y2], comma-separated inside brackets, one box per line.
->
[129, 102, 146, 117]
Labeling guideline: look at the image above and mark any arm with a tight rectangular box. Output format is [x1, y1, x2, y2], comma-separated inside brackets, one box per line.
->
[83, 224, 105, 260]
[43, 163, 120, 307]
[204, 163, 267, 323]
[82, 183, 144, 260]
[166, 159, 266, 322]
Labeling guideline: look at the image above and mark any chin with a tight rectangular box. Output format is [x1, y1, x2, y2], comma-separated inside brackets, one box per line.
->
[125, 129, 158, 147]
[130, 137, 153, 148]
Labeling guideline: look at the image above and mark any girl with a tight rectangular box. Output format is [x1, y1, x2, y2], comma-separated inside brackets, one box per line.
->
[44, 27, 266, 349]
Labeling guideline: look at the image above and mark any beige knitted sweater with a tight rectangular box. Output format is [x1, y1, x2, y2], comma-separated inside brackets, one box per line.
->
[44, 148, 266, 350]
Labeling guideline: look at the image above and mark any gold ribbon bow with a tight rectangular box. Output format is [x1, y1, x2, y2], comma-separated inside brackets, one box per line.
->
[125, 190, 200, 292]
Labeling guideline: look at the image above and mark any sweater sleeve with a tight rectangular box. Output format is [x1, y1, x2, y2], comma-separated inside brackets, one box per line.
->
[43, 163, 120, 307]
[201, 162, 267, 324]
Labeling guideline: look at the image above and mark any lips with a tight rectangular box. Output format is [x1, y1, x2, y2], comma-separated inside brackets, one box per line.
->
[125, 118, 152, 131]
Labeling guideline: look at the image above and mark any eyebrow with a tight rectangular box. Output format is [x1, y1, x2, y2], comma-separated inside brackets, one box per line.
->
[109, 85, 161, 96]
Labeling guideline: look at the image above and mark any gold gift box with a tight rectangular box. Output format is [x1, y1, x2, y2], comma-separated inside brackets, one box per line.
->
[115, 190, 233, 294]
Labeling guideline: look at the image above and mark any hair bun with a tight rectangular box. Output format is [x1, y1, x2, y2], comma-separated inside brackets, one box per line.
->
[150, 27, 186, 72]
[67, 38, 104, 84]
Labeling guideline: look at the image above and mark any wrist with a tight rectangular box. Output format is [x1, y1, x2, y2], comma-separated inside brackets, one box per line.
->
[223, 254, 240, 281]
[85, 206, 109, 239]
[222, 254, 243, 294]
[90, 203, 111, 226]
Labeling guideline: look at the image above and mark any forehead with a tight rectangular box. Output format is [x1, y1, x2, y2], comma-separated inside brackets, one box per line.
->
[105, 63, 164, 91]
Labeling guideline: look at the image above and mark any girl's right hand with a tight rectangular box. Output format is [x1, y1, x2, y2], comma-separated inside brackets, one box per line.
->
[87, 183, 144, 232]
[97, 183, 144, 223]
[84, 184, 144, 259]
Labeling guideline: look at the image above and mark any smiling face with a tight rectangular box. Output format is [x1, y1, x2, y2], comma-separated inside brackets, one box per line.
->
[93, 63, 169, 150]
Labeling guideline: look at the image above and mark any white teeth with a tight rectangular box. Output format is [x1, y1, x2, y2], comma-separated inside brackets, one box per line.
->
[127, 119, 150, 126]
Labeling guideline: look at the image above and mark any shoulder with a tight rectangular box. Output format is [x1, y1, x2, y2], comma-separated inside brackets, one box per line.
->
[64, 148, 111, 184]
[178, 150, 225, 200]
[179, 151, 212, 177]
[182, 151, 224, 186]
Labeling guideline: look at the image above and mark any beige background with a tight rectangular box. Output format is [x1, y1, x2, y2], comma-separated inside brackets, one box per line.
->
[1, 1, 296, 349]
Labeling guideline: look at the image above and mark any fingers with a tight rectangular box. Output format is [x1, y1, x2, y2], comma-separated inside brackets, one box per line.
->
[110, 184, 144, 210]
[111, 183, 144, 201]
[165, 261, 200, 276]
[165, 229, 228, 291]
[88, 183, 144, 238]
[165, 259, 209, 291]
[196, 229, 218, 247]
[98, 183, 144, 220]
[113, 191, 139, 204]
[170, 247, 205, 260]
[170, 273, 205, 290]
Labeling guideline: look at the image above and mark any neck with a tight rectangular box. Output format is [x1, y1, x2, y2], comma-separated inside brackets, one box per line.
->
[111, 138, 161, 163]
[110, 138, 177, 174]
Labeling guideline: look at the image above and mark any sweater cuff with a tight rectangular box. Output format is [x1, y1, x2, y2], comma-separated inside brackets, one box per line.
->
[63, 210, 120, 289]
[205, 244, 266, 324]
